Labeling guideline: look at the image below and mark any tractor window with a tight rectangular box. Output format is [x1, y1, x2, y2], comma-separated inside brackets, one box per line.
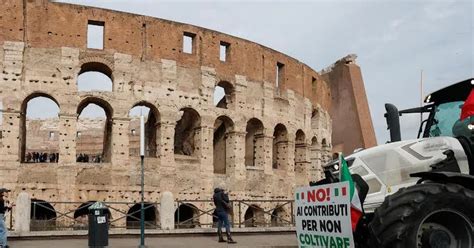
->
[350, 165, 369, 177]
[366, 178, 382, 194]
[360, 150, 419, 187]
[429, 101, 463, 137]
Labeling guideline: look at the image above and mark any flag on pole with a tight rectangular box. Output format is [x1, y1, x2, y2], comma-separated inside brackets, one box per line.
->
[339, 154, 363, 231]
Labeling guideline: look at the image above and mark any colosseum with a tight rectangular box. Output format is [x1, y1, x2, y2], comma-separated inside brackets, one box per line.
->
[0, 0, 375, 231]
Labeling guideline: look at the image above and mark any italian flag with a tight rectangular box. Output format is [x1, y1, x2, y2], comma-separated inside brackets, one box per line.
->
[339, 154, 363, 231]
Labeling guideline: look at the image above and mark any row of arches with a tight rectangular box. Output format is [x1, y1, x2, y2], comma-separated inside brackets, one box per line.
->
[30, 199, 290, 229]
[77, 62, 236, 110]
[19, 93, 330, 170]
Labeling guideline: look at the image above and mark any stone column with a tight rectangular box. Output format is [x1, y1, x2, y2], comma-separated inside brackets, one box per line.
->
[201, 66, 216, 106]
[160, 191, 174, 230]
[0, 110, 21, 163]
[58, 114, 77, 164]
[226, 131, 246, 180]
[234, 75, 247, 112]
[158, 109, 177, 191]
[111, 117, 130, 165]
[262, 129, 274, 175]
[14, 192, 31, 234]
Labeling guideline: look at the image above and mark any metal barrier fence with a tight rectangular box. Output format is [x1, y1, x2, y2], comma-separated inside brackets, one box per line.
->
[29, 199, 295, 231]
[175, 199, 294, 229]
[30, 201, 160, 231]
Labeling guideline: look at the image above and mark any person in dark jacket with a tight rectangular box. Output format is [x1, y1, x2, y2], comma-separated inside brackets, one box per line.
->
[213, 187, 236, 243]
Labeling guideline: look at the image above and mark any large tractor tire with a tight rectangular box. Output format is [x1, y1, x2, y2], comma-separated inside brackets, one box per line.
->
[368, 183, 474, 248]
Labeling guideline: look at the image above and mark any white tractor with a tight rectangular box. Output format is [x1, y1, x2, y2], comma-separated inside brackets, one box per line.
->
[315, 78, 473, 247]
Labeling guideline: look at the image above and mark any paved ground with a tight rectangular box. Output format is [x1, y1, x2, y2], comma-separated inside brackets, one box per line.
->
[10, 233, 297, 248]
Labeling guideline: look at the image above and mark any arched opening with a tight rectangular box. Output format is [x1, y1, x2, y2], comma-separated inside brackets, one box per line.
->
[76, 97, 113, 163]
[245, 118, 264, 167]
[126, 203, 158, 229]
[244, 205, 264, 227]
[20, 94, 60, 163]
[213, 116, 234, 174]
[311, 109, 320, 130]
[272, 124, 288, 169]
[30, 199, 57, 231]
[214, 81, 234, 109]
[73, 201, 112, 230]
[129, 102, 160, 157]
[295, 129, 307, 172]
[174, 108, 201, 156]
[322, 138, 329, 149]
[175, 203, 199, 228]
[271, 206, 288, 227]
[77, 62, 113, 92]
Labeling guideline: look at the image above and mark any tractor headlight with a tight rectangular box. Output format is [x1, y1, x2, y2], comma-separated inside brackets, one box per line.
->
[469, 124, 474, 130]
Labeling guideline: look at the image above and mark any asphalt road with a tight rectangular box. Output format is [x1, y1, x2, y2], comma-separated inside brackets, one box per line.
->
[10, 233, 298, 248]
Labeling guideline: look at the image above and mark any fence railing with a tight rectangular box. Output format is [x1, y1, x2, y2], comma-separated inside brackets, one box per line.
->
[28, 199, 295, 231]
[30, 201, 160, 231]
[175, 199, 295, 229]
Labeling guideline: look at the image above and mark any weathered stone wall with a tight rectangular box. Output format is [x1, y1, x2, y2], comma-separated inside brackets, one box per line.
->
[0, 0, 334, 227]
[321, 55, 377, 155]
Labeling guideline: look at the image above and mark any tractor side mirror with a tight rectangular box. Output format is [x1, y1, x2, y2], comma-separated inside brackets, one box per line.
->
[384, 103, 401, 142]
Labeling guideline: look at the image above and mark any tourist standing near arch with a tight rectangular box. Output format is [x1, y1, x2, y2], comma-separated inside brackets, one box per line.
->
[213, 187, 237, 244]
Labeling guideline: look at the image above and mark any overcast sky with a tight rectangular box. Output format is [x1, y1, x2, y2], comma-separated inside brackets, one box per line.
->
[21, 0, 474, 144]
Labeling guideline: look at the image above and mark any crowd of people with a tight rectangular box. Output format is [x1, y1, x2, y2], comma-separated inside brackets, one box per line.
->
[25, 152, 59, 163]
[24, 152, 104, 163]
[76, 154, 103, 163]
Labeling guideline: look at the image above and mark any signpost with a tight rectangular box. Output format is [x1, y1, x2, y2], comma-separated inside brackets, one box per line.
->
[295, 181, 354, 248]
[139, 114, 145, 248]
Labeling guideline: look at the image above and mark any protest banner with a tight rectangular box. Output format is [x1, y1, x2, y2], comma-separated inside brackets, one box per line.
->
[295, 181, 355, 248]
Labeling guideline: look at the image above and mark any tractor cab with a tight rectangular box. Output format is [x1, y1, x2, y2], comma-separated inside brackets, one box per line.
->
[385, 78, 474, 144]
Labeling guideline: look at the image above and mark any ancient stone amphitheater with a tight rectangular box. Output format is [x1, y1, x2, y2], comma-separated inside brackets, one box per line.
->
[0, 0, 375, 230]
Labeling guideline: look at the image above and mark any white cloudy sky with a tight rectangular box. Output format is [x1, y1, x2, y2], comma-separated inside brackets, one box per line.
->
[21, 0, 474, 144]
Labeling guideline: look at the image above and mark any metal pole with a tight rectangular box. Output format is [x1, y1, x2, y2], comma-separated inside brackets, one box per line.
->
[420, 70, 423, 125]
[139, 114, 146, 248]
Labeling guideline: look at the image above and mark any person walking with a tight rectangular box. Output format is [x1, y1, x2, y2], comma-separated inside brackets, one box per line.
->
[0, 188, 12, 248]
[213, 187, 236, 244]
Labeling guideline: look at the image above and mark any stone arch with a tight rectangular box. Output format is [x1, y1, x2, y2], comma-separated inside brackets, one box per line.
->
[322, 138, 328, 147]
[295, 129, 307, 178]
[174, 108, 201, 156]
[243, 205, 264, 227]
[73, 201, 112, 229]
[214, 81, 235, 109]
[175, 203, 200, 228]
[245, 118, 264, 167]
[20, 92, 61, 163]
[30, 199, 57, 231]
[78, 61, 114, 92]
[213, 115, 234, 174]
[76, 97, 113, 163]
[129, 101, 160, 157]
[126, 203, 158, 229]
[271, 205, 289, 227]
[272, 123, 289, 169]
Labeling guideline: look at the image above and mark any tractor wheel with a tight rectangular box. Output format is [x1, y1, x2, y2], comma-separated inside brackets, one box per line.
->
[368, 183, 474, 248]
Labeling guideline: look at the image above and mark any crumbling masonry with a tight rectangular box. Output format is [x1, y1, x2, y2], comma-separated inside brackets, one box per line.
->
[0, 0, 374, 229]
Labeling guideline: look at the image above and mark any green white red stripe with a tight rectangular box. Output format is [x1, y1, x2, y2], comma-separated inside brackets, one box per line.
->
[339, 154, 363, 231]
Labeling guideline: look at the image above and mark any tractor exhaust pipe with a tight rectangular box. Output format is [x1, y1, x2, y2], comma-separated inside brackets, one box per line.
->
[384, 103, 401, 142]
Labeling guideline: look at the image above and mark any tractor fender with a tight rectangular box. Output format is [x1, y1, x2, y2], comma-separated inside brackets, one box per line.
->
[411, 171, 474, 191]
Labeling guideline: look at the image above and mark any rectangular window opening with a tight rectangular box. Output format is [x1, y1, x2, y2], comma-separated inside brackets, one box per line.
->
[49, 131, 55, 140]
[220, 41, 230, 62]
[276, 62, 285, 88]
[76, 131, 82, 138]
[87, 20, 105, 49]
[183, 32, 195, 54]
